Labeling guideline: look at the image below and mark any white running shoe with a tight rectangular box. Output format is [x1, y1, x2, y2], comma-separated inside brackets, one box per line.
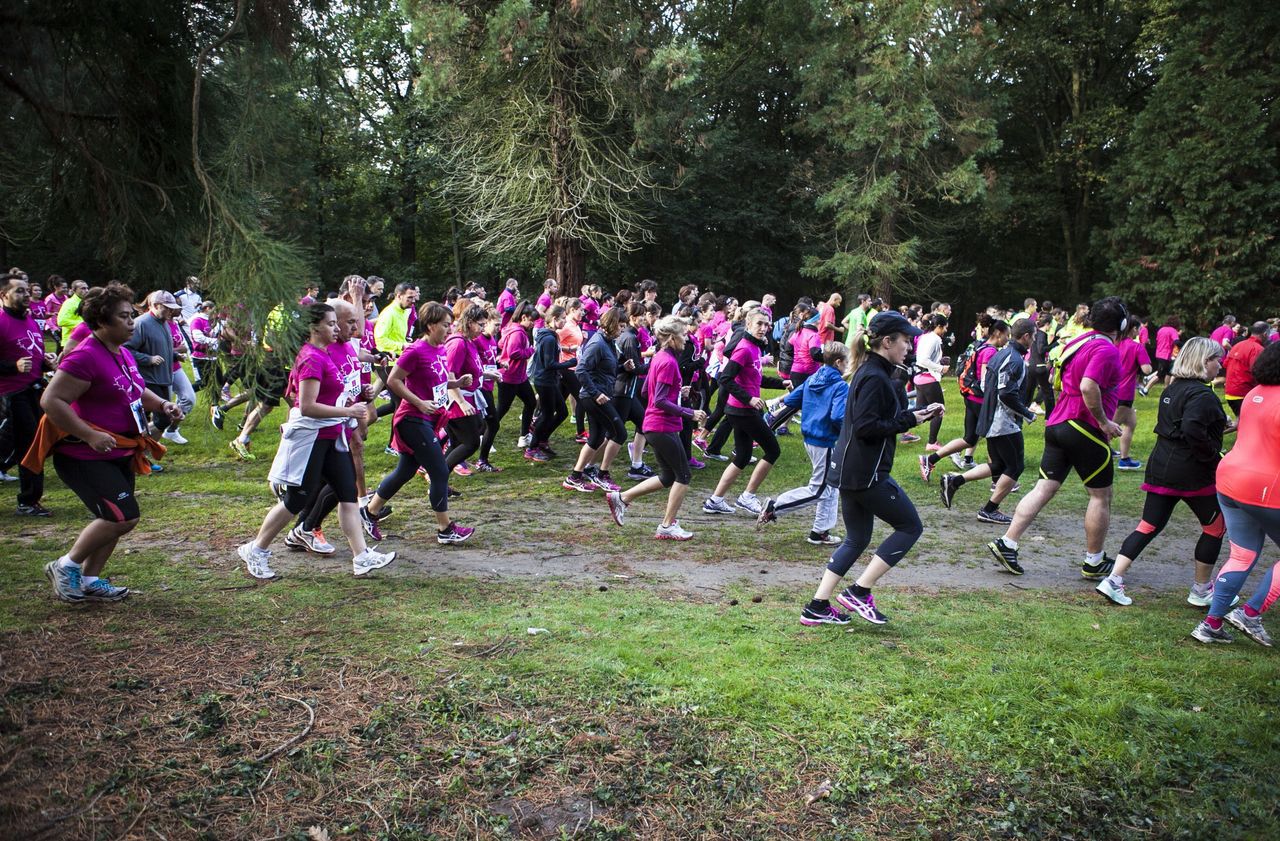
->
[161, 428, 189, 445]
[1095, 577, 1133, 606]
[238, 543, 277, 580]
[353, 547, 396, 576]
[734, 493, 763, 515]
[289, 526, 336, 555]
[655, 521, 693, 541]
[517, 434, 530, 449]
[606, 491, 627, 526]
[703, 497, 735, 515]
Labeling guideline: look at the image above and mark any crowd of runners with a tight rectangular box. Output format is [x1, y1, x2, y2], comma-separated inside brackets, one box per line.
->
[3, 267, 1280, 647]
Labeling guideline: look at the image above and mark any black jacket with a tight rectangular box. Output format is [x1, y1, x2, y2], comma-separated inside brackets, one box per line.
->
[828, 352, 919, 490]
[719, 332, 785, 416]
[576, 330, 618, 400]
[614, 325, 648, 397]
[1145, 378, 1227, 491]
[530, 327, 574, 387]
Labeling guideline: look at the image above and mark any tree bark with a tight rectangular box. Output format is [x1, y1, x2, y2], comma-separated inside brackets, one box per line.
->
[546, 232, 584, 291]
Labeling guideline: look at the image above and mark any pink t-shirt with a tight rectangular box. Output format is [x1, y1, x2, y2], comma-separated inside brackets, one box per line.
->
[498, 324, 533, 384]
[55, 334, 147, 460]
[1210, 324, 1235, 347]
[27, 300, 48, 332]
[579, 296, 600, 332]
[393, 339, 448, 424]
[726, 338, 763, 409]
[1116, 338, 1151, 401]
[360, 320, 377, 385]
[789, 326, 821, 376]
[0, 308, 45, 394]
[288, 343, 346, 440]
[497, 289, 518, 328]
[443, 334, 483, 417]
[168, 320, 185, 373]
[328, 339, 363, 408]
[817, 302, 836, 344]
[535, 292, 554, 329]
[69, 321, 92, 345]
[965, 345, 997, 405]
[475, 332, 500, 392]
[189, 315, 213, 359]
[644, 348, 686, 434]
[1155, 325, 1180, 359]
[1047, 332, 1121, 431]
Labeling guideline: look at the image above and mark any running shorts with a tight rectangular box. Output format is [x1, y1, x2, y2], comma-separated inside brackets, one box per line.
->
[1039, 421, 1113, 489]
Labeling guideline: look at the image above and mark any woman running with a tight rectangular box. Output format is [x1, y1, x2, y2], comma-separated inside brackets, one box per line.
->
[557, 297, 587, 442]
[240, 303, 395, 580]
[497, 301, 537, 450]
[919, 315, 1004, 481]
[36, 283, 181, 602]
[1097, 338, 1227, 606]
[362, 302, 475, 546]
[527, 304, 575, 461]
[615, 302, 653, 480]
[442, 303, 487, 475]
[1191, 341, 1280, 646]
[800, 312, 942, 627]
[1114, 322, 1155, 470]
[912, 313, 948, 451]
[702, 308, 785, 516]
[604, 316, 708, 539]
[473, 306, 503, 472]
[1154, 316, 1181, 385]
[564, 306, 627, 492]
[785, 304, 822, 389]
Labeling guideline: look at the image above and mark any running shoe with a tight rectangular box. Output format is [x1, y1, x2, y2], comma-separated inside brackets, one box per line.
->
[447, 486, 462, 499]
[238, 543, 277, 580]
[517, 434, 531, 449]
[436, 522, 475, 544]
[210, 404, 225, 430]
[976, 509, 1012, 525]
[82, 578, 129, 602]
[799, 604, 852, 626]
[939, 473, 960, 509]
[807, 530, 841, 546]
[702, 497, 734, 515]
[1095, 577, 1132, 606]
[1137, 383, 1149, 397]
[688, 456, 706, 470]
[0, 470, 14, 482]
[775, 425, 791, 436]
[704, 452, 729, 462]
[453, 462, 473, 477]
[987, 537, 1024, 575]
[1226, 609, 1273, 646]
[1117, 457, 1142, 471]
[735, 493, 763, 515]
[593, 470, 621, 492]
[1186, 584, 1214, 607]
[148, 462, 164, 473]
[284, 528, 306, 551]
[385, 446, 398, 456]
[562, 474, 599, 493]
[949, 453, 968, 469]
[524, 447, 549, 463]
[900, 432, 921, 443]
[1191, 621, 1234, 644]
[655, 521, 693, 541]
[924, 442, 941, 453]
[919, 454, 934, 483]
[692, 436, 710, 455]
[574, 430, 589, 444]
[473, 460, 502, 473]
[220, 384, 232, 401]
[359, 506, 385, 541]
[756, 498, 777, 527]
[606, 491, 627, 526]
[229, 438, 255, 461]
[352, 547, 396, 576]
[289, 526, 336, 555]
[627, 464, 656, 480]
[539, 443, 558, 457]
[1112, 448, 1121, 458]
[162, 428, 189, 445]
[16, 503, 53, 517]
[44, 559, 85, 602]
[835, 589, 888, 625]
[1080, 555, 1115, 580]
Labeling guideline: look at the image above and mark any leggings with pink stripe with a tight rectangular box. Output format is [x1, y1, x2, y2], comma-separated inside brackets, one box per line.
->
[1118, 492, 1222, 565]
[1209, 493, 1280, 619]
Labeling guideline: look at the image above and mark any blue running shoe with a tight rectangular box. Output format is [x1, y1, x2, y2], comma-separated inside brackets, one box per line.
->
[82, 578, 129, 602]
[44, 559, 85, 602]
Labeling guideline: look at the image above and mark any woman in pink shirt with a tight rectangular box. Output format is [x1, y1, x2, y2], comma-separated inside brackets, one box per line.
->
[496, 301, 537, 448]
[442, 303, 487, 476]
[473, 306, 503, 472]
[39, 282, 185, 603]
[1155, 317, 1182, 384]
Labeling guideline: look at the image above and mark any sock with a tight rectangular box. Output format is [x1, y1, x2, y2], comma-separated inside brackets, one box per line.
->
[632, 461, 643, 469]
[741, 491, 757, 500]
[1106, 574, 1123, 587]
[57, 555, 79, 569]
[808, 598, 829, 610]
[709, 495, 723, 504]
[1205, 615, 1223, 630]
[82, 575, 100, 586]
[954, 475, 968, 488]
[1192, 581, 1211, 594]
[982, 500, 998, 514]
[570, 470, 583, 480]
[927, 454, 940, 465]
[1084, 550, 1104, 566]
[1243, 604, 1261, 618]
[438, 522, 453, 534]
[851, 584, 871, 598]
[1001, 536, 1018, 550]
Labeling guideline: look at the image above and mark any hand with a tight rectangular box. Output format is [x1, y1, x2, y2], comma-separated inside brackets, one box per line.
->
[457, 373, 473, 389]
[927, 402, 945, 418]
[595, 393, 610, 405]
[460, 401, 477, 416]
[345, 404, 367, 419]
[162, 401, 185, 422]
[1102, 420, 1123, 439]
[421, 399, 442, 415]
[360, 385, 376, 401]
[43, 352, 58, 367]
[680, 386, 691, 401]
[623, 359, 636, 371]
[750, 396, 767, 411]
[912, 408, 936, 424]
[692, 410, 708, 424]
[16, 357, 32, 373]
[149, 355, 163, 367]
[87, 430, 117, 453]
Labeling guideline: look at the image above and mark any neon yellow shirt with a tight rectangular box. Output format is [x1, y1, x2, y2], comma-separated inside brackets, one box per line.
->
[374, 304, 411, 355]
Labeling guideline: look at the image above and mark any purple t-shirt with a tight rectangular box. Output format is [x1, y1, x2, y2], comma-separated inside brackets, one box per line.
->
[0, 308, 45, 394]
[1116, 338, 1151, 401]
[644, 348, 691, 433]
[55, 334, 147, 460]
[727, 339, 762, 409]
[288, 343, 346, 440]
[1047, 332, 1120, 431]
[393, 339, 449, 424]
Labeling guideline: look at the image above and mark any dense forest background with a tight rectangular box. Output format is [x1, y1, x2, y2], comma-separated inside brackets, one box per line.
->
[2, 0, 1278, 328]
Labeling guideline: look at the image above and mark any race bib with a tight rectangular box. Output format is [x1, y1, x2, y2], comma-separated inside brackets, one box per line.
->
[432, 382, 448, 405]
[129, 398, 149, 434]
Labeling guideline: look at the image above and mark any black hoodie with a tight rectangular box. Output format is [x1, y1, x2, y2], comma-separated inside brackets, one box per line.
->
[828, 352, 920, 490]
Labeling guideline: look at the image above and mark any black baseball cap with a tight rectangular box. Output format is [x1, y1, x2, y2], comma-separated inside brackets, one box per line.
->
[868, 311, 922, 338]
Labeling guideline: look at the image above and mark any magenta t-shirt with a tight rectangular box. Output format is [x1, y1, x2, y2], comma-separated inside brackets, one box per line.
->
[965, 344, 997, 405]
[1047, 333, 1120, 431]
[55, 334, 146, 460]
[789, 326, 821, 376]
[189, 315, 213, 359]
[580, 296, 600, 332]
[535, 292, 553, 329]
[168, 320, 185, 372]
[0, 309, 45, 395]
[1210, 324, 1234, 347]
[475, 333, 500, 392]
[393, 339, 448, 424]
[69, 321, 91, 344]
[1116, 338, 1151, 401]
[498, 324, 532, 384]
[288, 343, 345, 440]
[329, 340, 363, 408]
[1155, 326, 1180, 359]
[726, 339, 762, 409]
[443, 334, 483, 418]
[644, 348, 686, 433]
[497, 289, 518, 328]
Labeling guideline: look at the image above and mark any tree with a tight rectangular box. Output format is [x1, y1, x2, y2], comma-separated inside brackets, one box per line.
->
[1105, 0, 1280, 325]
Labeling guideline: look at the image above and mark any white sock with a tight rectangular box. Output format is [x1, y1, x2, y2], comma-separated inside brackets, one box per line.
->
[57, 555, 79, 569]
[709, 495, 723, 504]
[632, 461, 643, 469]
[83, 575, 100, 586]
[1107, 574, 1123, 586]
[1001, 536, 1018, 550]
[1085, 550, 1104, 565]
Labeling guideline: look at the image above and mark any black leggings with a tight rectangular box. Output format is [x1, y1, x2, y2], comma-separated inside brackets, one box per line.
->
[532, 383, 567, 446]
[828, 478, 923, 576]
[560, 370, 585, 434]
[1024, 365, 1055, 415]
[445, 413, 483, 468]
[375, 417, 449, 512]
[497, 381, 536, 439]
[3, 385, 44, 506]
[727, 410, 781, 468]
[649, 430, 691, 486]
[1118, 492, 1223, 565]
[281, 438, 357, 515]
[54, 453, 138, 522]
[615, 393, 645, 433]
[914, 381, 945, 444]
[584, 398, 627, 450]
[478, 390, 500, 461]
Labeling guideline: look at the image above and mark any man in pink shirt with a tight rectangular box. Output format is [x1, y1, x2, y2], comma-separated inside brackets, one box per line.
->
[1209, 315, 1237, 350]
[817, 293, 842, 344]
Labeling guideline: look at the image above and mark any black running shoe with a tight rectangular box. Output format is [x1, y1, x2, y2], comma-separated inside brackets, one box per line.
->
[939, 474, 961, 510]
[1080, 555, 1115, 580]
[987, 537, 1024, 575]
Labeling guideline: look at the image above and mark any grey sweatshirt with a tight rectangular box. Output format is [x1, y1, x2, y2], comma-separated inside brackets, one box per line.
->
[126, 313, 174, 387]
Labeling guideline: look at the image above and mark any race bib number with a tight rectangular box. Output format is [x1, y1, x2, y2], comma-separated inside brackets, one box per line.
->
[129, 398, 149, 434]
[433, 382, 448, 405]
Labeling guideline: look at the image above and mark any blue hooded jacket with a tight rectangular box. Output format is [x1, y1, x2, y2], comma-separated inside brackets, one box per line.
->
[781, 364, 848, 449]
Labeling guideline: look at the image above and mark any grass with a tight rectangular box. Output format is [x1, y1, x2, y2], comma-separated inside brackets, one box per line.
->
[1, 375, 1275, 838]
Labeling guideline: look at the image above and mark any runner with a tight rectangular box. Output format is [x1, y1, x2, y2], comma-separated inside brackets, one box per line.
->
[1, 271, 57, 516]
[912, 313, 948, 451]
[1097, 338, 1228, 607]
[918, 316, 1005, 482]
[442, 304, 488, 474]
[1191, 340, 1280, 646]
[527, 304, 575, 460]
[125, 291, 182, 442]
[496, 278, 519, 329]
[473, 305, 504, 472]
[938, 318, 1037, 525]
[564, 306, 627, 492]
[1222, 321, 1269, 417]
[1024, 312, 1056, 416]
[33, 282, 182, 603]
[786, 304, 822, 389]
[497, 301, 537, 450]
[56, 279, 89, 346]
[615, 302, 653, 480]
[240, 304, 395, 580]
[1114, 321, 1155, 470]
[800, 312, 941, 627]
[1154, 317, 1181, 385]
[362, 302, 475, 546]
[557, 297, 587, 443]
[702, 308, 785, 516]
[987, 297, 1129, 578]
[757, 341, 849, 546]
[188, 301, 220, 390]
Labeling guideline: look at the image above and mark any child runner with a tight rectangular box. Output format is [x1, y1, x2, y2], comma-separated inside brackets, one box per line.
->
[473, 306, 503, 472]
[801, 312, 942, 626]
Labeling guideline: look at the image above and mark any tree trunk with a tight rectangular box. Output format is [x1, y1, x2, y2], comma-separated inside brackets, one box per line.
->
[543, 0, 585, 292]
[545, 232, 585, 291]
